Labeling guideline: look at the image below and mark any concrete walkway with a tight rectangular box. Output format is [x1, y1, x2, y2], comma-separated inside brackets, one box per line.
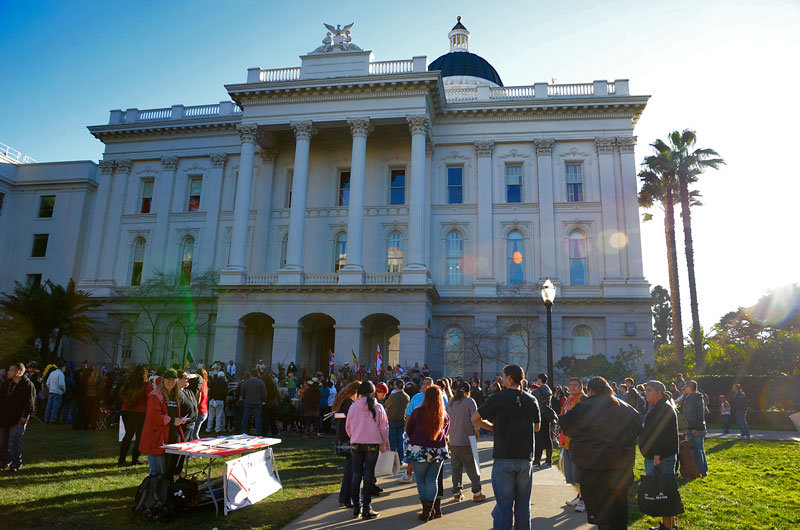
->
[282, 439, 592, 530]
[706, 429, 800, 441]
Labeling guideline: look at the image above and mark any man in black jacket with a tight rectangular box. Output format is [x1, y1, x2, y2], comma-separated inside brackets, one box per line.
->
[730, 383, 750, 439]
[208, 371, 228, 433]
[560, 376, 642, 530]
[0, 363, 37, 471]
[681, 380, 708, 477]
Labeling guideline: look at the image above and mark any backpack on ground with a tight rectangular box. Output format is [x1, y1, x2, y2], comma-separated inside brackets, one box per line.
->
[132, 474, 174, 522]
[170, 476, 200, 511]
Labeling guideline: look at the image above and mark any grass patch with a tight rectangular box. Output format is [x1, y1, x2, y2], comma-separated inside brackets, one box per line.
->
[0, 420, 341, 530]
[628, 439, 800, 529]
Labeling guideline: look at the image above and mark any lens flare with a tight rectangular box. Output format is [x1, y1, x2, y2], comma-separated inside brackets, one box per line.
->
[748, 285, 799, 327]
[512, 251, 523, 264]
[609, 232, 629, 249]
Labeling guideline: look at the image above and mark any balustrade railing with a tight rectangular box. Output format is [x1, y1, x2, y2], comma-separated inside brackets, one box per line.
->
[304, 273, 338, 285]
[369, 59, 414, 75]
[365, 272, 403, 284]
[547, 83, 594, 97]
[489, 85, 535, 100]
[245, 273, 278, 285]
[444, 87, 478, 102]
[184, 104, 220, 118]
[0, 141, 37, 164]
[259, 67, 301, 82]
[137, 108, 172, 121]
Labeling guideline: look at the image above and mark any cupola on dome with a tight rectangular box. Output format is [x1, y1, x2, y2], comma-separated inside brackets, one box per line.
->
[428, 17, 503, 87]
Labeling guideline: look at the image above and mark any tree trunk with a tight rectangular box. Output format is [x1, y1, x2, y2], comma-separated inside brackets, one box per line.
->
[679, 175, 704, 369]
[664, 182, 685, 365]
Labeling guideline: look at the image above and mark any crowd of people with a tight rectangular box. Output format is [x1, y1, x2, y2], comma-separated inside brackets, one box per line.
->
[0, 357, 755, 530]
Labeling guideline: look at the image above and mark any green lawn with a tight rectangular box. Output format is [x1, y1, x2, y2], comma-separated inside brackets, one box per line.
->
[627, 439, 800, 529]
[0, 420, 342, 530]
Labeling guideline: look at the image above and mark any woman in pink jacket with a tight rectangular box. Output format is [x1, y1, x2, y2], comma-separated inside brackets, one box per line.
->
[345, 381, 389, 520]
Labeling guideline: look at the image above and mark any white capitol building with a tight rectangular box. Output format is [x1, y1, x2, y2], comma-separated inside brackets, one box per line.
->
[0, 19, 654, 377]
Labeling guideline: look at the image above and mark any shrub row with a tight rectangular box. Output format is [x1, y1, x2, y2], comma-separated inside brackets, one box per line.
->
[692, 375, 799, 412]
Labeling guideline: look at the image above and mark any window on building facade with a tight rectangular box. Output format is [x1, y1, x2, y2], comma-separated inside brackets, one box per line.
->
[447, 167, 463, 204]
[444, 326, 464, 377]
[140, 180, 154, 214]
[507, 326, 528, 368]
[31, 234, 48, 257]
[188, 177, 202, 212]
[569, 230, 588, 285]
[573, 326, 593, 357]
[506, 165, 522, 203]
[334, 232, 347, 272]
[507, 230, 524, 285]
[339, 171, 351, 207]
[387, 231, 403, 272]
[285, 171, 293, 208]
[180, 236, 194, 284]
[390, 169, 405, 205]
[566, 163, 583, 202]
[131, 238, 146, 286]
[38, 195, 55, 218]
[280, 234, 288, 268]
[26, 274, 42, 287]
[445, 230, 463, 285]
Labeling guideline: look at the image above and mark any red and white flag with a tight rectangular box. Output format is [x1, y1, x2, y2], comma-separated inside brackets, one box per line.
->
[375, 344, 383, 376]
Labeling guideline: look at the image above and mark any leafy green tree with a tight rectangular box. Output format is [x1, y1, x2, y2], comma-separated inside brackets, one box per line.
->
[651, 285, 672, 349]
[655, 130, 725, 369]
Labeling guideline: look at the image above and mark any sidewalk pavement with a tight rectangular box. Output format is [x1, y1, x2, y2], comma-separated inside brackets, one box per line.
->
[282, 439, 593, 530]
[706, 429, 800, 441]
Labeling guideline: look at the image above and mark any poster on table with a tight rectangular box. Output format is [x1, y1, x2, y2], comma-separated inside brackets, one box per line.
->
[162, 435, 280, 457]
[224, 448, 282, 514]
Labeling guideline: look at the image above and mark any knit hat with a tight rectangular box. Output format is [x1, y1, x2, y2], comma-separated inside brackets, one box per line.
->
[163, 369, 179, 380]
[645, 380, 666, 393]
[375, 382, 389, 394]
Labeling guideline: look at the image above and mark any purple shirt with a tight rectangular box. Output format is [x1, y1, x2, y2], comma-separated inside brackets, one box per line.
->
[405, 406, 450, 448]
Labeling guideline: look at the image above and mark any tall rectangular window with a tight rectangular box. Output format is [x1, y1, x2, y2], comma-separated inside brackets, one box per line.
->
[140, 180, 154, 214]
[188, 177, 202, 212]
[339, 171, 351, 207]
[285, 171, 293, 208]
[447, 167, 463, 204]
[31, 234, 48, 257]
[505, 165, 522, 203]
[26, 274, 42, 287]
[390, 169, 405, 205]
[38, 195, 55, 218]
[566, 164, 583, 202]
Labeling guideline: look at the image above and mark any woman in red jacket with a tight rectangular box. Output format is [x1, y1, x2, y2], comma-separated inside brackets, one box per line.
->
[139, 369, 188, 477]
[118, 364, 150, 466]
[191, 368, 209, 440]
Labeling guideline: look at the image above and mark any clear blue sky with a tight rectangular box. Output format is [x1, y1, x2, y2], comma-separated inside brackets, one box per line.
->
[2, 0, 798, 331]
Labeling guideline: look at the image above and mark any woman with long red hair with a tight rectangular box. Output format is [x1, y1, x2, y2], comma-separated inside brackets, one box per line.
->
[405, 385, 450, 521]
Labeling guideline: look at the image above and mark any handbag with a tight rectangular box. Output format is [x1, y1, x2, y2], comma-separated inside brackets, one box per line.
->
[375, 450, 400, 476]
[637, 467, 685, 517]
[334, 441, 352, 456]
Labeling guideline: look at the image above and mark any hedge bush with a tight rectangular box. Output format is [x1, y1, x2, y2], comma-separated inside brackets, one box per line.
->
[692, 375, 799, 412]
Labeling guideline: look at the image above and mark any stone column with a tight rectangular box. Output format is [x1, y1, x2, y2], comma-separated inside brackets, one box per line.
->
[149, 156, 178, 273]
[201, 153, 226, 271]
[402, 115, 430, 284]
[79, 160, 115, 287]
[333, 324, 363, 367]
[535, 140, 558, 280]
[340, 118, 371, 284]
[618, 136, 647, 284]
[596, 137, 623, 283]
[251, 149, 276, 274]
[279, 121, 315, 284]
[97, 159, 132, 288]
[474, 140, 496, 296]
[424, 142, 434, 268]
[221, 125, 259, 285]
[399, 325, 428, 369]
[272, 323, 302, 367]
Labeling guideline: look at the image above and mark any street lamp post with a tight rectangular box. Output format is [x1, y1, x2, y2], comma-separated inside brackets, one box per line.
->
[541, 278, 557, 386]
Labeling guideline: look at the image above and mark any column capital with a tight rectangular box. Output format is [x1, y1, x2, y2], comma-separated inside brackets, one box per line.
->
[238, 124, 260, 144]
[209, 152, 228, 167]
[99, 160, 116, 174]
[260, 149, 277, 162]
[347, 118, 372, 138]
[535, 139, 555, 156]
[290, 120, 316, 140]
[115, 159, 132, 173]
[160, 156, 179, 170]
[406, 115, 430, 136]
[594, 137, 616, 154]
[474, 140, 495, 157]
[617, 136, 637, 153]
[425, 141, 434, 158]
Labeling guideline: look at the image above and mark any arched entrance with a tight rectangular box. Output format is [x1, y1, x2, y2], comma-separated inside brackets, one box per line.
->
[299, 313, 335, 375]
[240, 313, 275, 369]
[360, 313, 400, 372]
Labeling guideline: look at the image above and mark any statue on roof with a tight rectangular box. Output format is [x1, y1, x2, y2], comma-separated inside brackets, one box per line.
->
[310, 22, 362, 54]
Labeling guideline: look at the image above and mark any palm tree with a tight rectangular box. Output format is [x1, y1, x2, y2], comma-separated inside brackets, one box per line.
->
[48, 279, 101, 358]
[655, 131, 724, 369]
[639, 149, 685, 365]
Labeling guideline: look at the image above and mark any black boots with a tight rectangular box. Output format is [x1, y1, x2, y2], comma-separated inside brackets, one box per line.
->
[361, 507, 380, 519]
[432, 497, 443, 519]
[419, 500, 433, 521]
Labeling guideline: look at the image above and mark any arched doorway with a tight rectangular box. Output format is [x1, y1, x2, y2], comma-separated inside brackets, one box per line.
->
[299, 313, 335, 375]
[240, 313, 274, 370]
[360, 313, 400, 372]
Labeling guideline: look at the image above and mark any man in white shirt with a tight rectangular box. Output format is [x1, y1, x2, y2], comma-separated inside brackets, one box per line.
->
[228, 360, 237, 378]
[44, 362, 66, 424]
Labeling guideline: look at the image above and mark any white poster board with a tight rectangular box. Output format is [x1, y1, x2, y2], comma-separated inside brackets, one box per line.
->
[224, 448, 282, 514]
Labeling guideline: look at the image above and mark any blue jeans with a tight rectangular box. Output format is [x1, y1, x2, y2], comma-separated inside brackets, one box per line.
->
[722, 414, 730, 433]
[339, 453, 355, 505]
[45, 393, 63, 423]
[388, 421, 405, 453]
[192, 413, 208, 440]
[351, 444, 379, 512]
[687, 430, 708, 477]
[412, 460, 443, 501]
[733, 411, 750, 437]
[644, 454, 677, 475]
[147, 454, 167, 476]
[242, 404, 261, 434]
[491, 458, 533, 530]
[0, 423, 27, 470]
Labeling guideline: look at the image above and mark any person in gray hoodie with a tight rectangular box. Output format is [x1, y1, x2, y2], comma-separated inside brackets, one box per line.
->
[681, 380, 708, 477]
